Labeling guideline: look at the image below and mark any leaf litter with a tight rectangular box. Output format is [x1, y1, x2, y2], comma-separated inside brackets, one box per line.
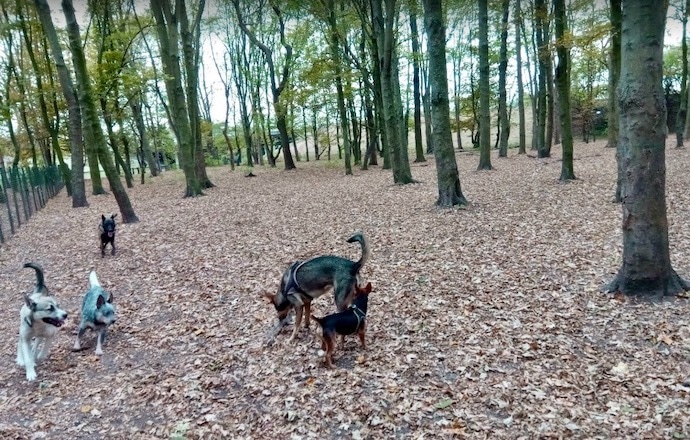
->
[0, 139, 688, 439]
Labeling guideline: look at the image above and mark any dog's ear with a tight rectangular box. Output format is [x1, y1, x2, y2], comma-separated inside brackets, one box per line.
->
[101, 214, 106, 221]
[107, 293, 114, 303]
[111, 214, 117, 220]
[97, 295, 106, 308]
[24, 294, 37, 311]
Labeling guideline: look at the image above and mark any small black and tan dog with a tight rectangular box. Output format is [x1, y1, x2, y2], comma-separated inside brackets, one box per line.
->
[265, 232, 369, 343]
[99, 214, 117, 257]
[312, 282, 372, 368]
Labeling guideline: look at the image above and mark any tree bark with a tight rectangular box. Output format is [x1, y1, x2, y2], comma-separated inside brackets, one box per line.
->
[535, 0, 549, 158]
[554, 0, 575, 181]
[606, 0, 688, 298]
[676, 0, 689, 148]
[477, 0, 492, 170]
[423, 0, 468, 207]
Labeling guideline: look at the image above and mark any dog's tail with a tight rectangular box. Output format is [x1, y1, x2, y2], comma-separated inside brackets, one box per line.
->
[23, 262, 45, 291]
[347, 232, 369, 274]
[89, 270, 101, 288]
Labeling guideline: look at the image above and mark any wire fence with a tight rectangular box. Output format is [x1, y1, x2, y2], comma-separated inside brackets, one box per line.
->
[0, 165, 64, 244]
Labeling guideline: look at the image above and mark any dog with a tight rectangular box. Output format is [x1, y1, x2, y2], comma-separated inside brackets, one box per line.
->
[73, 271, 116, 355]
[265, 232, 369, 343]
[312, 282, 372, 368]
[16, 263, 68, 381]
[99, 214, 117, 257]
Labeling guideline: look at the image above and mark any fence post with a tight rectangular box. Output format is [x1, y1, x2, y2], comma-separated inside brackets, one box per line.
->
[0, 167, 13, 236]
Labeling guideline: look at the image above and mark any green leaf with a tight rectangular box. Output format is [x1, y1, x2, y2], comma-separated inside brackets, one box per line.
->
[435, 398, 455, 410]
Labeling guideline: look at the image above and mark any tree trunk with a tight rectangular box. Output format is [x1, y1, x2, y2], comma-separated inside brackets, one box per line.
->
[554, 0, 575, 181]
[515, 0, 527, 154]
[477, 0, 492, 170]
[535, 0, 549, 158]
[608, 0, 623, 202]
[423, 0, 467, 207]
[62, 0, 137, 221]
[375, 0, 414, 183]
[606, 0, 688, 298]
[326, 0, 353, 175]
[497, 0, 510, 158]
[676, 0, 689, 148]
[409, 0, 426, 162]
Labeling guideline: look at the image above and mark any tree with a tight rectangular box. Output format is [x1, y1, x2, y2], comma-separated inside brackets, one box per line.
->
[515, 0, 526, 154]
[477, 0, 492, 170]
[409, 0, 425, 163]
[497, 0, 510, 158]
[553, 0, 575, 180]
[534, 0, 549, 158]
[605, 0, 689, 298]
[423, 0, 467, 207]
[150, 0, 204, 197]
[373, 0, 415, 184]
[675, 0, 689, 148]
[608, 0, 622, 201]
[62, 0, 138, 222]
[232, 0, 296, 171]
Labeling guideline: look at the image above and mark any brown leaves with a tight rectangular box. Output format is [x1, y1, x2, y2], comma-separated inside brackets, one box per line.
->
[0, 140, 689, 437]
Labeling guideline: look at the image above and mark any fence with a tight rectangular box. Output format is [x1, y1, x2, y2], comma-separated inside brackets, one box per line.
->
[0, 165, 64, 244]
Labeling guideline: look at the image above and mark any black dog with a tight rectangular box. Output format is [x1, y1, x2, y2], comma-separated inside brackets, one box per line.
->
[99, 214, 117, 257]
[312, 282, 372, 368]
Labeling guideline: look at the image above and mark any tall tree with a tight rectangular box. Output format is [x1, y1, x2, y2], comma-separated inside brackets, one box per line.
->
[409, 0, 425, 163]
[32, 0, 87, 207]
[515, 0, 527, 154]
[605, 0, 688, 298]
[554, 0, 574, 180]
[423, 0, 467, 206]
[232, 0, 296, 171]
[150, 0, 204, 196]
[607, 0, 622, 202]
[675, 0, 689, 148]
[497, 0, 510, 158]
[62, 0, 138, 222]
[534, 0, 549, 158]
[477, 0, 492, 170]
[373, 0, 415, 183]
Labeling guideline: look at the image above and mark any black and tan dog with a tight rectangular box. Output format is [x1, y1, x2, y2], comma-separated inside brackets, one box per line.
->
[99, 214, 117, 257]
[265, 232, 369, 343]
[312, 282, 372, 368]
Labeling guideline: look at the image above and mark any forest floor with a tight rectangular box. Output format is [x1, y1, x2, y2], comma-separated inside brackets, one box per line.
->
[0, 139, 689, 439]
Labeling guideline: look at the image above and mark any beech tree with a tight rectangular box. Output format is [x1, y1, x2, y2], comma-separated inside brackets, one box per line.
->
[605, 0, 688, 298]
[423, 0, 467, 207]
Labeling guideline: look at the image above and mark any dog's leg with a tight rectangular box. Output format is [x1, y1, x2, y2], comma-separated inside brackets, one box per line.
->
[324, 333, 336, 369]
[37, 336, 54, 361]
[16, 336, 26, 366]
[101, 241, 106, 258]
[73, 327, 87, 351]
[20, 339, 37, 381]
[287, 306, 303, 342]
[304, 302, 311, 328]
[111, 239, 116, 256]
[95, 329, 106, 355]
[358, 322, 367, 349]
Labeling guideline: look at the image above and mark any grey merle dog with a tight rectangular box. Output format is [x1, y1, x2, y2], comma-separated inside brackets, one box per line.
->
[16, 263, 68, 381]
[99, 214, 117, 257]
[265, 232, 369, 343]
[73, 270, 116, 355]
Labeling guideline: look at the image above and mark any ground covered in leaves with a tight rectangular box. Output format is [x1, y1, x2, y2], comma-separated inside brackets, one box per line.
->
[0, 139, 689, 439]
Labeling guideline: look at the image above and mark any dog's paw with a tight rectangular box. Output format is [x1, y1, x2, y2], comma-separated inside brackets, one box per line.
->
[26, 370, 37, 381]
[95, 348, 103, 356]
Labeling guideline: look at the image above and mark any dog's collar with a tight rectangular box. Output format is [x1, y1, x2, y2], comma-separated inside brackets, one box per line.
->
[349, 304, 366, 329]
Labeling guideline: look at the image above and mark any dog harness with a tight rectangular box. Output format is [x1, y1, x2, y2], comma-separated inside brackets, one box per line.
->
[349, 304, 366, 330]
[284, 260, 315, 301]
